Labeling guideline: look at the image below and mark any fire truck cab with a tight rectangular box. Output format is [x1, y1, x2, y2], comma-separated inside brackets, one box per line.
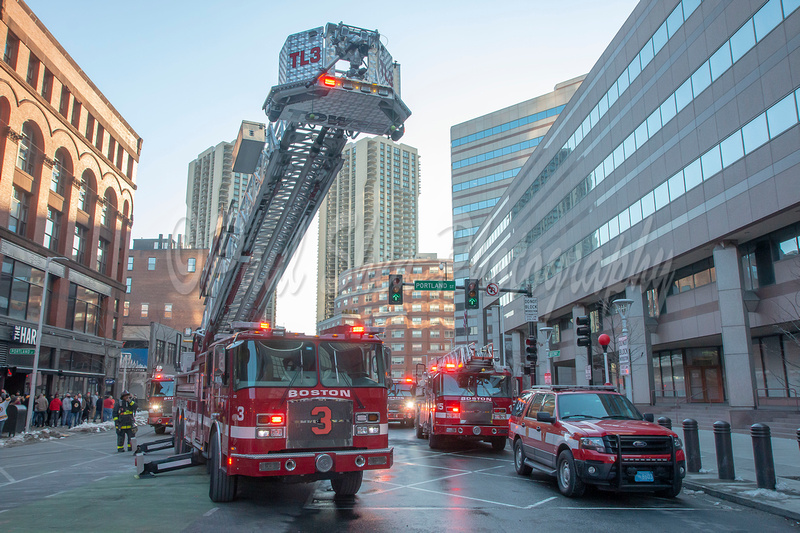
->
[173, 323, 393, 502]
[146, 370, 174, 434]
[387, 378, 416, 427]
[415, 344, 511, 451]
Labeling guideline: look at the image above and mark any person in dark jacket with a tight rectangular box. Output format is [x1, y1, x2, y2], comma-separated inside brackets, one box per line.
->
[112, 391, 138, 452]
[93, 395, 103, 422]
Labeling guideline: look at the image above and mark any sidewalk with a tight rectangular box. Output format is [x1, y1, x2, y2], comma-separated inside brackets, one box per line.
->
[679, 427, 800, 522]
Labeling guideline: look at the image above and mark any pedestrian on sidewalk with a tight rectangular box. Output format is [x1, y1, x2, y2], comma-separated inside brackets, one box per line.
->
[93, 394, 103, 422]
[0, 394, 9, 437]
[49, 393, 62, 427]
[102, 394, 114, 422]
[69, 394, 81, 427]
[113, 391, 137, 452]
[34, 393, 48, 427]
[81, 394, 91, 423]
[61, 393, 71, 427]
[89, 392, 99, 422]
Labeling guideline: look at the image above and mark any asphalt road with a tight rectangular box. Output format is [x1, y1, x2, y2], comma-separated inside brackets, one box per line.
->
[1, 424, 798, 532]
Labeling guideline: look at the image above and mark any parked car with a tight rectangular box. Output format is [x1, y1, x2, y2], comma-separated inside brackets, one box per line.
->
[509, 385, 685, 498]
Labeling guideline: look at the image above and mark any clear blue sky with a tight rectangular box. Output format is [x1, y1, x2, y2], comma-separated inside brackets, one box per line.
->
[27, 0, 639, 333]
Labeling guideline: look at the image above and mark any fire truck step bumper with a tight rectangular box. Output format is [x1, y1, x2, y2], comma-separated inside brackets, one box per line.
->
[135, 452, 198, 478]
[133, 437, 175, 455]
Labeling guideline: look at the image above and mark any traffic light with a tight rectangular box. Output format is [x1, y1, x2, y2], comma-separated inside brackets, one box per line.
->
[390, 275, 404, 304]
[525, 337, 538, 363]
[465, 279, 479, 310]
[576, 316, 591, 347]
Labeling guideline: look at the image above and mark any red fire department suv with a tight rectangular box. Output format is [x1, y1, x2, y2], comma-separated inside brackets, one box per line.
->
[509, 386, 685, 498]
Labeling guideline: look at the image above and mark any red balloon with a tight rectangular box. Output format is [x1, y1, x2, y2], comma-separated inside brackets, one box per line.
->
[598, 333, 611, 346]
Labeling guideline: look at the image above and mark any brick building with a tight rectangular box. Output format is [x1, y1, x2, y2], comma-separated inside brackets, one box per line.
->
[0, 0, 140, 397]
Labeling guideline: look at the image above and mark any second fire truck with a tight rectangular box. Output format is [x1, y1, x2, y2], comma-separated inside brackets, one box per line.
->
[145, 369, 174, 434]
[415, 344, 512, 451]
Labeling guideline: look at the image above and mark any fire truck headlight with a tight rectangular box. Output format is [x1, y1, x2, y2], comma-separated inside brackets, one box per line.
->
[257, 428, 285, 438]
[356, 425, 380, 435]
[368, 425, 380, 435]
[149, 404, 161, 413]
[404, 401, 414, 410]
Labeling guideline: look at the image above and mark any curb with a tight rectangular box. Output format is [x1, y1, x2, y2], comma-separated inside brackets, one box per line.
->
[684, 480, 800, 523]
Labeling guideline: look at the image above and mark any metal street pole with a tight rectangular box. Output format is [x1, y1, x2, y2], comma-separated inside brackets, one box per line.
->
[612, 299, 634, 400]
[25, 256, 68, 434]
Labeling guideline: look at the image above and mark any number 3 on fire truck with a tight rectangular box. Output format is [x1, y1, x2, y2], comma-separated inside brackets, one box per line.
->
[236, 406, 245, 421]
[311, 406, 332, 435]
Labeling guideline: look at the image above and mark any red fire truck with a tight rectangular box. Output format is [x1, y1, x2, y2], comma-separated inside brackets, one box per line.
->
[172, 322, 393, 502]
[387, 377, 416, 427]
[415, 344, 512, 451]
[146, 370, 174, 434]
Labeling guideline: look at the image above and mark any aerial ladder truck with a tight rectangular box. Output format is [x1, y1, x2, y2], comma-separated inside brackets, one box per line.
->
[135, 23, 411, 502]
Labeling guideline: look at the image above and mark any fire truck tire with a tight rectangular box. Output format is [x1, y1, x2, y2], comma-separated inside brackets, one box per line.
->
[428, 432, 445, 449]
[174, 416, 188, 455]
[490, 437, 507, 452]
[154, 425, 166, 435]
[209, 433, 237, 502]
[556, 450, 585, 498]
[513, 439, 532, 476]
[331, 471, 363, 497]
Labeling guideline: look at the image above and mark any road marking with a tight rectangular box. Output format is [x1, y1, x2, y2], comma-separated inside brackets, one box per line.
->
[44, 490, 67, 499]
[203, 508, 219, 517]
[0, 466, 15, 483]
[555, 506, 741, 511]
[94, 476, 108, 481]
[526, 496, 557, 509]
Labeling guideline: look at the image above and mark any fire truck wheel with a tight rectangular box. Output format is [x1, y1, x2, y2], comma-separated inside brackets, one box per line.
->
[490, 437, 507, 452]
[428, 432, 445, 449]
[556, 450, 585, 498]
[174, 417, 188, 455]
[209, 433, 237, 502]
[513, 439, 532, 475]
[331, 471, 363, 497]
[154, 425, 166, 435]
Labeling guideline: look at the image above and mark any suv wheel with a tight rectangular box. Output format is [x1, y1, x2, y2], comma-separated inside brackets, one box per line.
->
[656, 477, 682, 498]
[513, 439, 532, 476]
[556, 450, 585, 498]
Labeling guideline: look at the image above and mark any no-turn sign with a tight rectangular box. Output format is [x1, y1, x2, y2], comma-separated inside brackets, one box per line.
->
[486, 282, 499, 296]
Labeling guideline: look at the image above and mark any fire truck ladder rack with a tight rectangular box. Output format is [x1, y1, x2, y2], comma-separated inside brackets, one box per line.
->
[200, 122, 347, 340]
[431, 343, 498, 373]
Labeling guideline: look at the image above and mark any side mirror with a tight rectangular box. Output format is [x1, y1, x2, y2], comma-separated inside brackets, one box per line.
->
[643, 413, 655, 422]
[536, 411, 555, 424]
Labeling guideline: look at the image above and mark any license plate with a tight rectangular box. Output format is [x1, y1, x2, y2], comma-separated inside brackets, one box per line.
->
[634, 470, 654, 482]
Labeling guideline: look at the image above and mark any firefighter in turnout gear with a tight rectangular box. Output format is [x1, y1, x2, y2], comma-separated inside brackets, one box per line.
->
[113, 391, 138, 452]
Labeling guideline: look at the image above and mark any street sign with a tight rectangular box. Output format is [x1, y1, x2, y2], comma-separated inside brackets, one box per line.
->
[544, 372, 552, 385]
[618, 335, 629, 364]
[105, 378, 116, 384]
[524, 296, 538, 322]
[486, 282, 499, 296]
[548, 349, 560, 358]
[10, 348, 35, 355]
[414, 280, 455, 291]
[585, 365, 592, 381]
[620, 363, 630, 375]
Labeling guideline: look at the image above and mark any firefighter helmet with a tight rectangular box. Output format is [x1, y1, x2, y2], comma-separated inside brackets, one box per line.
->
[120, 390, 131, 398]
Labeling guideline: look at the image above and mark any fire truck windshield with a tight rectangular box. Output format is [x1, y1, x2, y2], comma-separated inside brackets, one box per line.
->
[149, 380, 174, 397]
[233, 340, 317, 390]
[319, 341, 386, 388]
[438, 374, 510, 398]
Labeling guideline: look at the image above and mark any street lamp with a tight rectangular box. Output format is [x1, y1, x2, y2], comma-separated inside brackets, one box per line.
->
[611, 298, 634, 399]
[25, 256, 69, 434]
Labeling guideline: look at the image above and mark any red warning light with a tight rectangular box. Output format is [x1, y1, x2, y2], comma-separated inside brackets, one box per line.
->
[405, 378, 413, 383]
[270, 415, 284, 425]
[445, 363, 456, 370]
[260, 322, 270, 330]
[352, 326, 365, 334]
[321, 76, 337, 87]
[155, 374, 162, 379]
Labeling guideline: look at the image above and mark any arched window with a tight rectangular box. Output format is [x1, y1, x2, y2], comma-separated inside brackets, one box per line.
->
[51, 148, 72, 196]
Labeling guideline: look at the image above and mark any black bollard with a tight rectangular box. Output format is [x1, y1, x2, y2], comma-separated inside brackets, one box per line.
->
[713, 421, 735, 480]
[797, 428, 799, 452]
[751, 423, 776, 490]
[683, 419, 702, 473]
[657, 416, 672, 430]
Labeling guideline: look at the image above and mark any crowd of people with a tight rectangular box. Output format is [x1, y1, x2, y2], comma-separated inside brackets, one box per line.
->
[0, 389, 117, 437]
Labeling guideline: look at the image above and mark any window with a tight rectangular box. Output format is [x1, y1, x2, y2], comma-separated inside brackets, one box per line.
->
[59, 86, 70, 117]
[51, 153, 67, 196]
[141, 303, 149, 318]
[411, 317, 422, 325]
[411, 330, 422, 338]
[77, 181, 87, 212]
[71, 100, 82, 129]
[391, 330, 404, 338]
[126, 277, 132, 294]
[123, 301, 129, 317]
[412, 304, 422, 312]
[66, 283, 102, 336]
[85, 114, 95, 141]
[0, 257, 46, 321]
[17, 124, 35, 175]
[44, 208, 61, 252]
[26, 53, 40, 88]
[148, 257, 156, 270]
[127, 256, 134, 270]
[412, 343, 423, 352]
[72, 225, 87, 263]
[430, 330, 441, 338]
[164, 303, 173, 319]
[4, 31, 19, 68]
[41, 68, 53, 102]
[412, 266, 423, 274]
[9, 187, 29, 236]
[95, 124, 104, 151]
[96, 238, 109, 275]
[99, 201, 109, 227]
